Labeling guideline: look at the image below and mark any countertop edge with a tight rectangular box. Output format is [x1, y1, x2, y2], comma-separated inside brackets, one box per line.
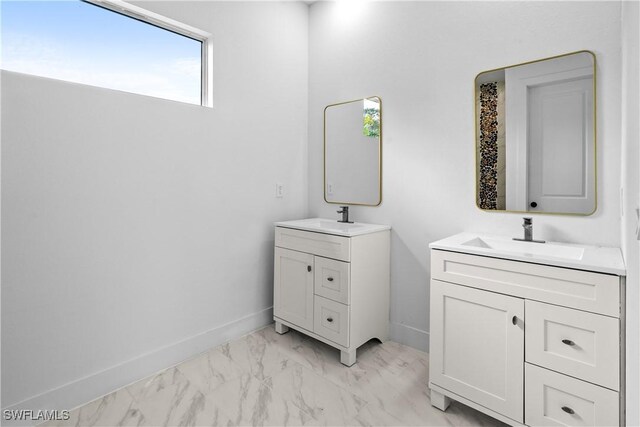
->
[429, 245, 626, 276]
[275, 219, 391, 238]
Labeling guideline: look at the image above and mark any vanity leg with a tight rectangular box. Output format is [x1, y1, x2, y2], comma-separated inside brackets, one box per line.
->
[430, 389, 451, 412]
[340, 348, 356, 366]
[274, 321, 289, 335]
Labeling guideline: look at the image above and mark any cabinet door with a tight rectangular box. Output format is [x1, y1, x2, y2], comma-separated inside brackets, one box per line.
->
[430, 280, 524, 423]
[274, 247, 314, 331]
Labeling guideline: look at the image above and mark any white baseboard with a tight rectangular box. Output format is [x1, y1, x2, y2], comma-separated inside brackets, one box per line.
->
[390, 322, 429, 352]
[2, 307, 273, 425]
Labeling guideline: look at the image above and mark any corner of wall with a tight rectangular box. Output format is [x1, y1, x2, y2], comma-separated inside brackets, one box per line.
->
[620, 1, 640, 425]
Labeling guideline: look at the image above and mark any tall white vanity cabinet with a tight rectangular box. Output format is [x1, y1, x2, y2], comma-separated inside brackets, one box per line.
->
[273, 219, 390, 366]
[428, 233, 626, 427]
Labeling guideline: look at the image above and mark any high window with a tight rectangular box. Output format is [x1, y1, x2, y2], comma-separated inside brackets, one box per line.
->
[1, 0, 212, 106]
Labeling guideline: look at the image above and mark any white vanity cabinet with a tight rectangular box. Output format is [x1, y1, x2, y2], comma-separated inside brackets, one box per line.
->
[428, 234, 626, 427]
[273, 219, 390, 366]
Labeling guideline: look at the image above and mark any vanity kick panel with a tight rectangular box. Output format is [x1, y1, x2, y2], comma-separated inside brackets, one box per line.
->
[431, 250, 620, 317]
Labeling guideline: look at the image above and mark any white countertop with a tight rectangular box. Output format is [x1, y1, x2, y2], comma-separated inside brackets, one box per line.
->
[429, 232, 626, 275]
[275, 218, 391, 237]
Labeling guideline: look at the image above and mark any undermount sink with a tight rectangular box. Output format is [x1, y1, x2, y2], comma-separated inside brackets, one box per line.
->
[429, 232, 625, 275]
[461, 236, 585, 261]
[274, 218, 390, 237]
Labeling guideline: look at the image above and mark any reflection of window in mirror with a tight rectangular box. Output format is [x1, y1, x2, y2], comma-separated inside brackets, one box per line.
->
[363, 98, 380, 137]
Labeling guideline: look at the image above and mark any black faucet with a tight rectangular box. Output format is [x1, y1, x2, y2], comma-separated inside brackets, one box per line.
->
[337, 206, 353, 223]
[513, 217, 545, 243]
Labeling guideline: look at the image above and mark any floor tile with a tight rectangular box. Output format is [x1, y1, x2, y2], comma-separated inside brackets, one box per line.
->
[347, 403, 409, 427]
[126, 367, 189, 403]
[269, 361, 367, 426]
[43, 325, 508, 427]
[206, 373, 318, 426]
[137, 388, 234, 427]
[282, 337, 415, 410]
[178, 347, 245, 394]
[40, 389, 145, 427]
[218, 330, 292, 382]
[126, 367, 221, 426]
[443, 402, 510, 427]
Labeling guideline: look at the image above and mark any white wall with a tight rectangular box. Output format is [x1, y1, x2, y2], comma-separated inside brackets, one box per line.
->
[308, 1, 623, 350]
[1, 1, 308, 413]
[620, 1, 639, 424]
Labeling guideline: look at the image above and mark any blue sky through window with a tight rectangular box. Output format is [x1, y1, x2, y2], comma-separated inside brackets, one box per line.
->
[1, 0, 202, 105]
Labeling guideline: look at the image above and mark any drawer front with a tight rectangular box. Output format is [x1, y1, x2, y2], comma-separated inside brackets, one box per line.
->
[276, 227, 350, 262]
[526, 300, 619, 390]
[313, 295, 349, 347]
[314, 256, 350, 304]
[525, 363, 619, 427]
[431, 250, 620, 317]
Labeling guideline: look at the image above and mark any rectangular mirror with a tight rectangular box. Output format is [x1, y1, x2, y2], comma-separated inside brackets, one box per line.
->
[475, 51, 596, 215]
[324, 96, 382, 206]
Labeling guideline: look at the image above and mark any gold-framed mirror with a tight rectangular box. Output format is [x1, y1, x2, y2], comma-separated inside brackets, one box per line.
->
[475, 51, 596, 215]
[324, 96, 382, 206]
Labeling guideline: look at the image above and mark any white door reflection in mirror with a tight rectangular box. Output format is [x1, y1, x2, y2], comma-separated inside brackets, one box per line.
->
[476, 51, 596, 215]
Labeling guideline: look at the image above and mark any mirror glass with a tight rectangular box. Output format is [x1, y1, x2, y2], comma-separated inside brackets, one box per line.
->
[324, 96, 382, 206]
[475, 51, 596, 215]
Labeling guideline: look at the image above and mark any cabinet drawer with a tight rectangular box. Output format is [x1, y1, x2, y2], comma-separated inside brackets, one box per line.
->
[431, 250, 620, 317]
[314, 295, 349, 347]
[314, 256, 350, 304]
[275, 227, 350, 262]
[525, 363, 619, 427]
[526, 300, 619, 390]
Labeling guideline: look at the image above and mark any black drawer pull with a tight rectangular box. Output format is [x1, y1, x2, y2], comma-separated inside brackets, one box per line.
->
[327, 277, 334, 282]
[327, 317, 333, 323]
[307, 265, 312, 272]
[561, 406, 575, 415]
[562, 339, 576, 346]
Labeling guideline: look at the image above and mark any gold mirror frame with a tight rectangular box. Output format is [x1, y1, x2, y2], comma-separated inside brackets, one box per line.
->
[323, 96, 383, 206]
[474, 50, 597, 216]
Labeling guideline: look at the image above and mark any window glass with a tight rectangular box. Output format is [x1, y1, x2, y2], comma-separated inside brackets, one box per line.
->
[1, 1, 202, 105]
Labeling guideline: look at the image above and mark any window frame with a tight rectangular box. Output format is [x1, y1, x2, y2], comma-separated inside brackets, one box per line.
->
[84, 0, 213, 107]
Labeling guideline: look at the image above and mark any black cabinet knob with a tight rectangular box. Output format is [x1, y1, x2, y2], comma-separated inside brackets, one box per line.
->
[561, 406, 575, 415]
[307, 265, 311, 272]
[327, 317, 333, 323]
[562, 339, 576, 346]
[327, 277, 334, 282]
[512, 316, 518, 325]
[530, 202, 538, 208]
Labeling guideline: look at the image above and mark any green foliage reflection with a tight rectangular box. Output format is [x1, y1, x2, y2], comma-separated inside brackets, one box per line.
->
[363, 107, 380, 137]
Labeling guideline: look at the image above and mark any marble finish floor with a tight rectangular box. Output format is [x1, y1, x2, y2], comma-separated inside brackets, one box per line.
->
[42, 325, 507, 426]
